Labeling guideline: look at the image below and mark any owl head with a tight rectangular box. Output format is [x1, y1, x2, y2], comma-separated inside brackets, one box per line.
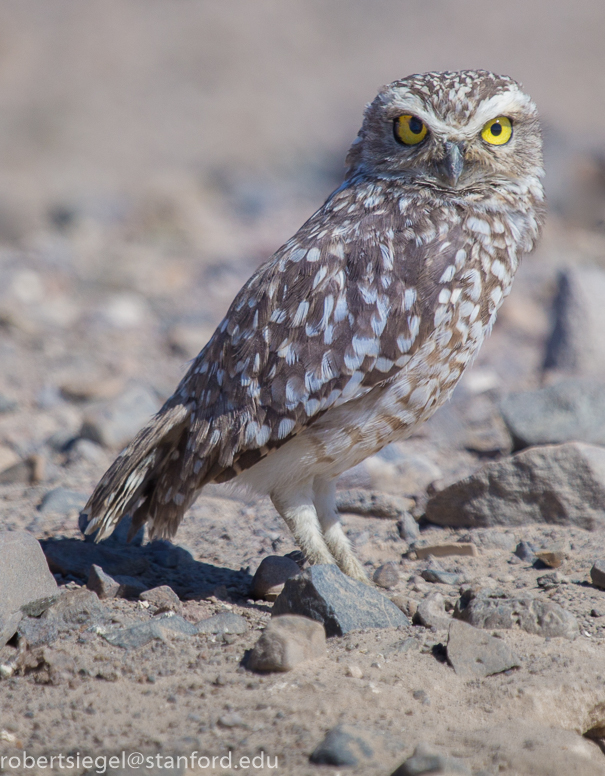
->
[346, 70, 544, 194]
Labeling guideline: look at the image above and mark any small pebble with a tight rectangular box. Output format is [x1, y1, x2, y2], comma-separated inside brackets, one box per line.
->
[139, 585, 182, 614]
[251, 555, 301, 601]
[390, 594, 417, 618]
[248, 615, 326, 672]
[345, 665, 363, 679]
[412, 689, 430, 705]
[537, 571, 567, 590]
[535, 545, 566, 569]
[514, 541, 537, 562]
[373, 563, 400, 589]
[590, 561, 605, 589]
[218, 713, 245, 728]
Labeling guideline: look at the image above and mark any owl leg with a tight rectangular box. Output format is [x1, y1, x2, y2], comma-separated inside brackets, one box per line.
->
[270, 485, 336, 568]
[313, 477, 368, 583]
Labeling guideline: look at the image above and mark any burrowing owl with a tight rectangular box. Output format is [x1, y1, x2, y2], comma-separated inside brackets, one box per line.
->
[84, 70, 545, 582]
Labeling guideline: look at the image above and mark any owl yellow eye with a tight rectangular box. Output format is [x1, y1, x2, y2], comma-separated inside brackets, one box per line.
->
[481, 116, 513, 146]
[394, 115, 428, 146]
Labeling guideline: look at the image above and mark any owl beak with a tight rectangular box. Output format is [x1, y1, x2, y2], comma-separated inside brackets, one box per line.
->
[439, 142, 465, 188]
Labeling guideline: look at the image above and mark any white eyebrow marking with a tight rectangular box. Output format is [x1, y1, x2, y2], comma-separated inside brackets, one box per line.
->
[387, 85, 533, 140]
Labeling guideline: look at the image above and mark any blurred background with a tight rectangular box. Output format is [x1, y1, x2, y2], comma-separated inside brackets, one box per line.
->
[1, 0, 605, 486]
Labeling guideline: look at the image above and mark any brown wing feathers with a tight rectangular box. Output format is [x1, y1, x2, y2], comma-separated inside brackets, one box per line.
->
[84, 189, 457, 543]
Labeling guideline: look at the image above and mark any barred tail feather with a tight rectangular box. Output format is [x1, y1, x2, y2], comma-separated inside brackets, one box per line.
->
[84, 401, 278, 543]
[83, 404, 193, 542]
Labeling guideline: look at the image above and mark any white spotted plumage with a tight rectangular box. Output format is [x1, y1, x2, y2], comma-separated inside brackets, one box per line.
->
[84, 70, 545, 582]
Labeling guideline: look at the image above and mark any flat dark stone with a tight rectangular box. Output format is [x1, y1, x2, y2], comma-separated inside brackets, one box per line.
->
[153, 613, 198, 636]
[102, 620, 169, 649]
[272, 564, 409, 636]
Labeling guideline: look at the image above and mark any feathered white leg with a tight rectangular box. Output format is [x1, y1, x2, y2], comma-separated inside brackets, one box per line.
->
[313, 477, 368, 582]
[271, 483, 336, 567]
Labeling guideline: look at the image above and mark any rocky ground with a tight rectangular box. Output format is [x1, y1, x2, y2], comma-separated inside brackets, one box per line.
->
[2, 185, 605, 776]
[3, 4, 605, 775]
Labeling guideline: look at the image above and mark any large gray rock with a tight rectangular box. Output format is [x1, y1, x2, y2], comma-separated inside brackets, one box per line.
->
[453, 588, 579, 639]
[425, 442, 605, 530]
[544, 266, 605, 378]
[446, 619, 519, 677]
[0, 531, 59, 648]
[248, 615, 325, 672]
[500, 379, 605, 449]
[272, 564, 409, 636]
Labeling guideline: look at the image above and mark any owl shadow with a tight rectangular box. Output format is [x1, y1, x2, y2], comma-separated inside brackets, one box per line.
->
[40, 514, 253, 601]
